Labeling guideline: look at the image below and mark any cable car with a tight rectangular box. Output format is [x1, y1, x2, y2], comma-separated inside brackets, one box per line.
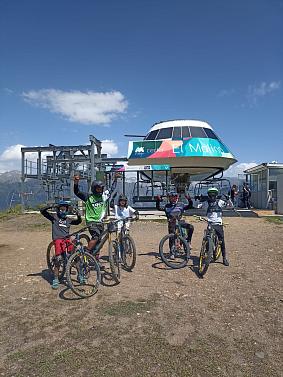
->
[127, 119, 237, 176]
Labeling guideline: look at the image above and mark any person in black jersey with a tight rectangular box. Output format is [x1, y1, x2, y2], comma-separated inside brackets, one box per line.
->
[156, 192, 194, 248]
[40, 201, 82, 289]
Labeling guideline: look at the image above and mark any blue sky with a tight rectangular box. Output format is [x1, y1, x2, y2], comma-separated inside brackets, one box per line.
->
[0, 0, 282, 174]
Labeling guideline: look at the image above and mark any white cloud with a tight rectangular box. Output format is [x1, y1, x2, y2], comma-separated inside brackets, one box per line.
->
[0, 144, 24, 172]
[0, 144, 25, 161]
[217, 88, 235, 97]
[101, 140, 118, 156]
[0, 144, 52, 173]
[247, 81, 281, 106]
[22, 89, 128, 125]
[224, 162, 258, 177]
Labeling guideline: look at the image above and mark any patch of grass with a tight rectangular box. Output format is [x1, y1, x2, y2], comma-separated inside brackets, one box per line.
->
[8, 350, 26, 361]
[99, 294, 159, 317]
[264, 216, 283, 225]
[8, 347, 77, 377]
[25, 222, 49, 230]
[0, 204, 23, 220]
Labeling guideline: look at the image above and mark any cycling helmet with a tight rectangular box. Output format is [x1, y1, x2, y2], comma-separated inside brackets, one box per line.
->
[207, 187, 219, 200]
[91, 180, 104, 195]
[56, 200, 69, 219]
[118, 194, 128, 207]
[168, 191, 178, 197]
[168, 191, 179, 203]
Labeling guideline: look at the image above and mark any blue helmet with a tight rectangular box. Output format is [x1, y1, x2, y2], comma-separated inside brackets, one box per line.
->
[56, 200, 69, 219]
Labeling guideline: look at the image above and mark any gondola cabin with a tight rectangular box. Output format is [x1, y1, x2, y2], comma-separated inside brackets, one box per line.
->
[127, 119, 237, 176]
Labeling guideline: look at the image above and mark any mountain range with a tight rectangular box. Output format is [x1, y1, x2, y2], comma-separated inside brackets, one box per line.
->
[0, 170, 244, 211]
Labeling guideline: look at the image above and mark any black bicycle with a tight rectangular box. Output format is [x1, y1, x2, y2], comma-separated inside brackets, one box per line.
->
[46, 232, 90, 281]
[197, 217, 222, 277]
[81, 219, 125, 284]
[65, 226, 101, 298]
[159, 217, 191, 269]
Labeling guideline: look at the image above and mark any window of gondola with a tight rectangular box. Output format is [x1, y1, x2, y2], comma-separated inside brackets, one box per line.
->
[172, 127, 181, 139]
[144, 129, 159, 140]
[182, 126, 191, 139]
[157, 127, 173, 139]
[204, 128, 218, 139]
[190, 127, 207, 138]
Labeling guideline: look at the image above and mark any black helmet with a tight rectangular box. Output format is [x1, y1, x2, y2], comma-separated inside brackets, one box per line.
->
[118, 194, 128, 206]
[168, 191, 179, 203]
[168, 191, 178, 197]
[91, 180, 104, 195]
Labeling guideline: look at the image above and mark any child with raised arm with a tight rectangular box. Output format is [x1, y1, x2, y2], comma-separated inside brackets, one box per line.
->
[114, 194, 139, 232]
[40, 201, 82, 289]
[156, 191, 194, 250]
[196, 187, 230, 266]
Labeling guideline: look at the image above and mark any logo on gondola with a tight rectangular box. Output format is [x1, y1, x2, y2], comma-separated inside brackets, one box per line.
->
[135, 147, 144, 153]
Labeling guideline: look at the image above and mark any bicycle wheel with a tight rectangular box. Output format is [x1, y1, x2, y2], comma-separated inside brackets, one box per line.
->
[79, 234, 90, 247]
[108, 240, 121, 283]
[66, 250, 101, 298]
[121, 235, 136, 271]
[46, 241, 66, 281]
[198, 238, 213, 277]
[159, 234, 190, 269]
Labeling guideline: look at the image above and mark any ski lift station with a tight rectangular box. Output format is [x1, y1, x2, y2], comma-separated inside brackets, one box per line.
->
[21, 119, 237, 208]
[244, 163, 283, 213]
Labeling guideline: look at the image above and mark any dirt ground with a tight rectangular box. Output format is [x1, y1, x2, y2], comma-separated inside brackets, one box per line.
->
[0, 214, 282, 377]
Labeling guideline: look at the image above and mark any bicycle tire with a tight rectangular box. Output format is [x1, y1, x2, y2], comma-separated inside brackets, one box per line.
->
[46, 241, 66, 281]
[108, 240, 121, 283]
[198, 237, 213, 277]
[121, 235, 136, 271]
[213, 237, 222, 261]
[159, 233, 190, 269]
[66, 250, 101, 298]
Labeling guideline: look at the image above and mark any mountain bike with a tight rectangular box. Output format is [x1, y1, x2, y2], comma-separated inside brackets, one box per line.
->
[46, 232, 90, 281]
[109, 216, 138, 273]
[65, 227, 101, 298]
[82, 219, 124, 284]
[159, 217, 191, 269]
[196, 217, 223, 277]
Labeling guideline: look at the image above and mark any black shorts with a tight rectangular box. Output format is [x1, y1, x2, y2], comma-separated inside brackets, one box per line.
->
[87, 223, 104, 240]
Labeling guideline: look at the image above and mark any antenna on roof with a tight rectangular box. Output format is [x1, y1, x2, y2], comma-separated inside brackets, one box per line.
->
[124, 134, 146, 138]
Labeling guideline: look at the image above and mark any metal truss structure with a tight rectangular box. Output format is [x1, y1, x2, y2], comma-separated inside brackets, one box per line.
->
[21, 135, 127, 204]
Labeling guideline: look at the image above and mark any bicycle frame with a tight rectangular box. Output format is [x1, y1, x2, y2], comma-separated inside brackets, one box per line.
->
[198, 217, 222, 260]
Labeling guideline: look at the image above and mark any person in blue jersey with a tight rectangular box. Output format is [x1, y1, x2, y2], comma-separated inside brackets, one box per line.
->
[156, 192, 194, 248]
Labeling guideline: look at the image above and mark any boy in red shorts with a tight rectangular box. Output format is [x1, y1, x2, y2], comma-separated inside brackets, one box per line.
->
[40, 201, 82, 289]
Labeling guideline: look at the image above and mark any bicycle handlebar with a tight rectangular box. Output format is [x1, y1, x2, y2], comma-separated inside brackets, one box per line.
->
[64, 216, 138, 240]
[192, 215, 229, 226]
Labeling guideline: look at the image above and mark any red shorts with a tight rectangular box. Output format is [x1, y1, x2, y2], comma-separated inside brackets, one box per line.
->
[54, 238, 74, 256]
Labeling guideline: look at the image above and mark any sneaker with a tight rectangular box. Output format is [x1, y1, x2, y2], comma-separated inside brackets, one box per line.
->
[223, 258, 229, 266]
[169, 254, 175, 260]
[51, 278, 59, 289]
